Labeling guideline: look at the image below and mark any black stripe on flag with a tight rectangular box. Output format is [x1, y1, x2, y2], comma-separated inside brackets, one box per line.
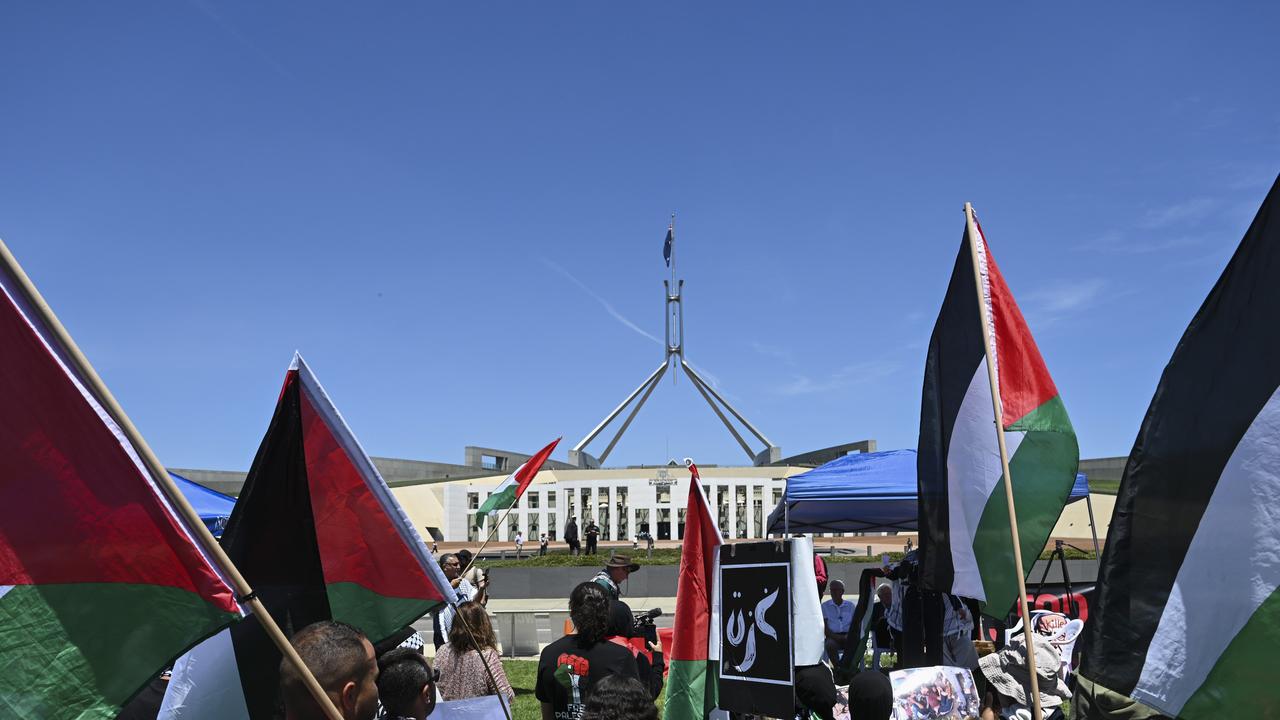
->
[221, 373, 332, 719]
[1080, 174, 1280, 697]
[917, 226, 987, 595]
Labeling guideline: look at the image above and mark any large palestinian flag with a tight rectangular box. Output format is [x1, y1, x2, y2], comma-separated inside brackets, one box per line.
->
[0, 240, 241, 719]
[475, 437, 560, 529]
[917, 210, 1079, 611]
[1076, 175, 1280, 720]
[664, 463, 723, 720]
[159, 354, 453, 719]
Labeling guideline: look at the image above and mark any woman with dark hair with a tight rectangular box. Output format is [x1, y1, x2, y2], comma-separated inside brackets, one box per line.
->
[434, 601, 515, 706]
[604, 600, 658, 699]
[581, 675, 657, 720]
[536, 582, 639, 720]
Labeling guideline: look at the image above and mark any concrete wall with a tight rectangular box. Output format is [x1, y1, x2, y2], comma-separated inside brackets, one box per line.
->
[1079, 456, 1126, 483]
[486, 558, 1099, 600]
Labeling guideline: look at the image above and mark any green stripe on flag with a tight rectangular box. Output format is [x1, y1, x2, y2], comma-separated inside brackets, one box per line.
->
[971, 395, 1078, 611]
[1179, 584, 1280, 720]
[0, 583, 238, 719]
[325, 581, 441, 645]
[665, 658, 718, 719]
[475, 485, 517, 528]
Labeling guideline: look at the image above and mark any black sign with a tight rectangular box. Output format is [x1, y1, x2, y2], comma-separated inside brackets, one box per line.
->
[718, 541, 794, 718]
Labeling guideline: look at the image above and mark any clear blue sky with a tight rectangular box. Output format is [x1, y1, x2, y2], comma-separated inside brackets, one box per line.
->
[2, 3, 1277, 471]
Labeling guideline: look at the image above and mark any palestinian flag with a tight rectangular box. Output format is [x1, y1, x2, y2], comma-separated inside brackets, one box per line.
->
[917, 209, 1079, 611]
[664, 463, 724, 720]
[475, 437, 560, 528]
[1076, 175, 1280, 720]
[0, 241, 240, 719]
[159, 354, 453, 719]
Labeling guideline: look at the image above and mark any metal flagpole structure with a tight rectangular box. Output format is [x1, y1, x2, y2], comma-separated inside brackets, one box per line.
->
[569, 216, 781, 468]
[962, 203, 1044, 720]
[0, 238, 345, 720]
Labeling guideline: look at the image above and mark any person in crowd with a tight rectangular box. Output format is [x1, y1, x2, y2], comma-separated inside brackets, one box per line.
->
[429, 540, 439, 555]
[846, 669, 893, 720]
[978, 637, 1070, 720]
[456, 549, 488, 605]
[433, 553, 475, 649]
[868, 583, 895, 670]
[604, 599, 657, 699]
[794, 664, 839, 720]
[279, 621, 379, 720]
[580, 675, 658, 720]
[537, 582, 639, 720]
[434, 601, 516, 706]
[539, 532, 549, 556]
[592, 555, 640, 600]
[822, 579, 854, 662]
[565, 517, 581, 556]
[942, 593, 980, 670]
[585, 520, 600, 555]
[515, 530, 525, 558]
[376, 648, 436, 720]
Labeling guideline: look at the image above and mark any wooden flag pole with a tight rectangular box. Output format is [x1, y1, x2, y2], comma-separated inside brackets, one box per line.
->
[0, 238, 345, 720]
[962, 204, 1045, 720]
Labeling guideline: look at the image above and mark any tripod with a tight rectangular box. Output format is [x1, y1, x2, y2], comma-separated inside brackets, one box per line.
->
[1031, 540, 1089, 618]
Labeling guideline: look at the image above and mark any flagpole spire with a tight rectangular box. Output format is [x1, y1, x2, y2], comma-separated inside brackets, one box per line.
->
[962, 203, 1045, 720]
[0, 238, 346, 720]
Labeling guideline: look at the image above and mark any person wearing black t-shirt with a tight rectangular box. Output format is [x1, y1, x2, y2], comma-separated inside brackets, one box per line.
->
[537, 582, 638, 720]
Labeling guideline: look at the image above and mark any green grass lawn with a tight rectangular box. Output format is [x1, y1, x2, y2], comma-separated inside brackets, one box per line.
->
[502, 658, 665, 720]
[1087, 477, 1121, 495]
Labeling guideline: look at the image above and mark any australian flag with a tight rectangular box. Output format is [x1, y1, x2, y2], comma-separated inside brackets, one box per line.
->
[663, 226, 673, 267]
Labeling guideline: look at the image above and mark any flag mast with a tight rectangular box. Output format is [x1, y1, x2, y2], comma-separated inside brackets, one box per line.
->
[0, 238, 345, 720]
[962, 203, 1044, 720]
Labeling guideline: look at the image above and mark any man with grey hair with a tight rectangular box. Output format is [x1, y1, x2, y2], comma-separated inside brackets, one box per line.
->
[431, 553, 475, 649]
[821, 579, 854, 662]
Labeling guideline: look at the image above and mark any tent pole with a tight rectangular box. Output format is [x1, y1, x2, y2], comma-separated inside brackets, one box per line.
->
[0, 238, 344, 720]
[1086, 494, 1101, 558]
[963, 203, 1044, 720]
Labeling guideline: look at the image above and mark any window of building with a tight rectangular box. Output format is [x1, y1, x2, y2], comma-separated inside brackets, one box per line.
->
[773, 487, 783, 507]
[735, 486, 748, 538]
[657, 508, 672, 540]
[598, 488, 611, 541]
[581, 488, 592, 522]
[548, 513, 557, 541]
[677, 507, 687, 540]
[528, 491, 540, 509]
[548, 491, 557, 509]
[616, 487, 628, 540]
[467, 492, 479, 510]
[657, 485, 671, 504]
[508, 513, 520, 540]
[528, 513, 539, 539]
[636, 508, 650, 536]
[753, 486, 764, 539]
[717, 485, 729, 533]
[481, 454, 508, 472]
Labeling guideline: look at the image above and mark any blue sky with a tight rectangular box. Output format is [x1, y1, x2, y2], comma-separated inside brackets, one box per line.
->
[2, 3, 1277, 471]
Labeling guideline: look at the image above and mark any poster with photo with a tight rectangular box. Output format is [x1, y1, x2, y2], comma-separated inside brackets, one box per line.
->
[889, 665, 979, 720]
[717, 541, 793, 718]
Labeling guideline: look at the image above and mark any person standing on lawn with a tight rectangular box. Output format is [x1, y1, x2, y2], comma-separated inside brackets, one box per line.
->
[585, 520, 600, 555]
[537, 583, 639, 720]
[591, 555, 640, 601]
[540, 533, 549, 557]
[565, 517, 581, 556]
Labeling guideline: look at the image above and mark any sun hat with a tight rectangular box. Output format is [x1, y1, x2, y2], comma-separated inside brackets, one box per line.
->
[605, 554, 641, 572]
[978, 636, 1071, 709]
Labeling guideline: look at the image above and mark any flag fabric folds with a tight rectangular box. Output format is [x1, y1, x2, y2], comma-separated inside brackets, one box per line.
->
[159, 354, 453, 719]
[917, 212, 1079, 611]
[475, 438, 561, 528]
[1076, 175, 1280, 720]
[663, 226, 674, 267]
[0, 250, 240, 719]
[664, 463, 723, 720]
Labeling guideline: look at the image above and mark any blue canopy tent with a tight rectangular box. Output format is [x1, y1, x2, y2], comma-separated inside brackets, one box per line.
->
[766, 449, 1099, 554]
[171, 472, 236, 538]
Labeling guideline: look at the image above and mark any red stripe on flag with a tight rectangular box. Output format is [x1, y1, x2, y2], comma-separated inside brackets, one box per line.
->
[0, 288, 236, 610]
[299, 384, 444, 601]
[512, 438, 561, 499]
[670, 464, 721, 662]
[978, 220, 1060, 427]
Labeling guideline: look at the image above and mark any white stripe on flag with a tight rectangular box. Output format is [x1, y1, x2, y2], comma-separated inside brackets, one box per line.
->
[158, 627, 251, 720]
[1132, 383, 1280, 715]
[945, 359, 1025, 601]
